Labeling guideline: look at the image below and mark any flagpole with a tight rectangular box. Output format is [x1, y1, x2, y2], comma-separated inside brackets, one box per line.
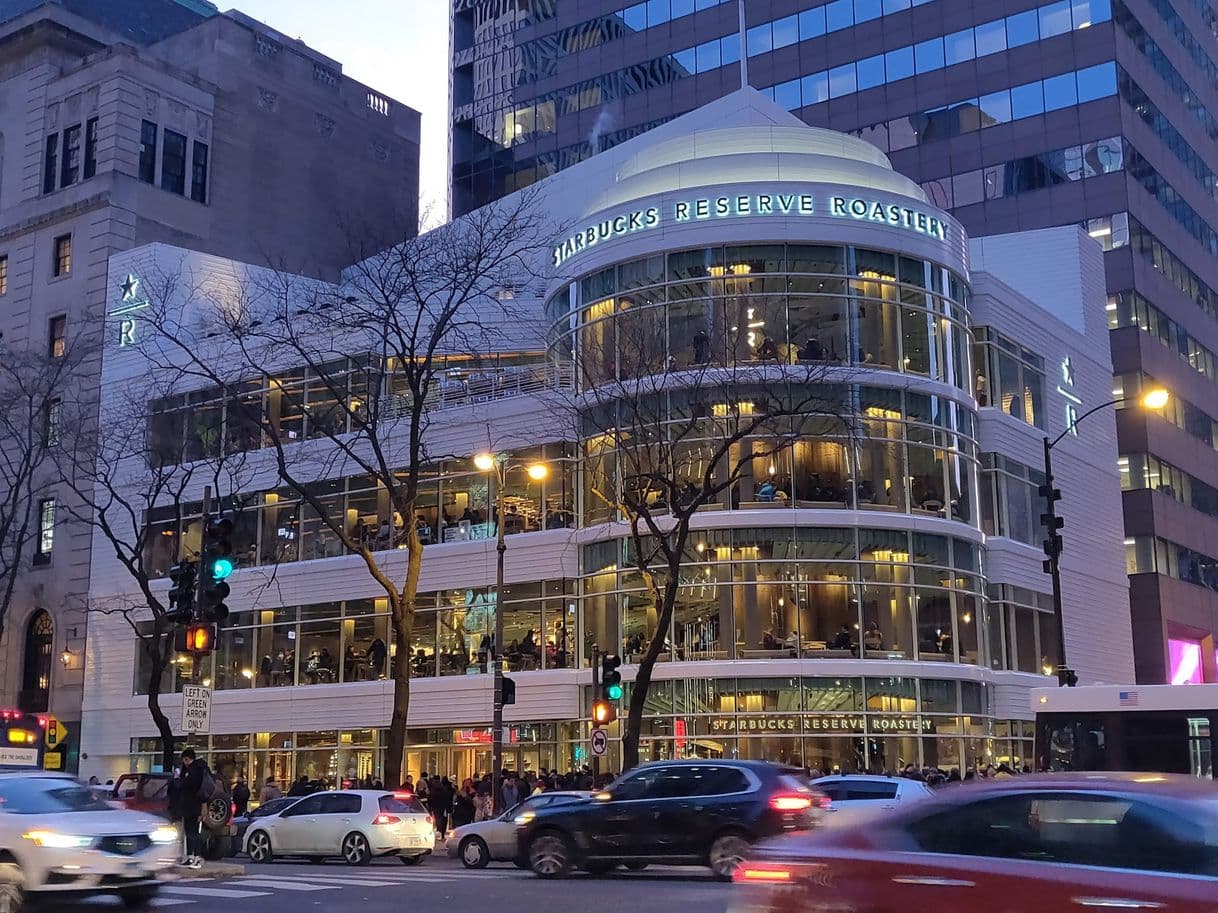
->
[738, 0, 749, 88]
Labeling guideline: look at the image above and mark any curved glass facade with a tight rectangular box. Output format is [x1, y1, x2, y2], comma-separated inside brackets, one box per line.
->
[547, 243, 971, 390]
[582, 527, 984, 668]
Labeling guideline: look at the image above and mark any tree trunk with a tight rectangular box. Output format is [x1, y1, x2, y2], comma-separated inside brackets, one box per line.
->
[621, 575, 681, 773]
[145, 634, 175, 771]
[384, 533, 423, 788]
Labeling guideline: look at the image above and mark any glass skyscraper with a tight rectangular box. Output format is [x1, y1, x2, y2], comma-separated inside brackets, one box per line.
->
[450, 0, 1218, 685]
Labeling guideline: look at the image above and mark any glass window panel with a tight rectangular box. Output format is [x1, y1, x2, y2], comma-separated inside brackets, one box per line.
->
[799, 5, 827, 38]
[978, 89, 1012, 125]
[746, 22, 772, 56]
[1076, 61, 1116, 102]
[828, 63, 856, 98]
[1039, 0, 1073, 38]
[855, 0, 882, 22]
[974, 18, 1006, 56]
[695, 39, 720, 71]
[885, 45, 914, 81]
[826, 0, 854, 31]
[1006, 9, 1040, 46]
[856, 54, 885, 90]
[1010, 81, 1045, 119]
[721, 32, 741, 64]
[1043, 72, 1078, 111]
[914, 38, 944, 73]
[774, 78, 802, 110]
[772, 14, 798, 48]
[801, 71, 829, 105]
[944, 28, 975, 65]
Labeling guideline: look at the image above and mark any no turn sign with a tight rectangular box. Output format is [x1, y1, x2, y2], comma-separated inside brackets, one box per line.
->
[591, 728, 608, 756]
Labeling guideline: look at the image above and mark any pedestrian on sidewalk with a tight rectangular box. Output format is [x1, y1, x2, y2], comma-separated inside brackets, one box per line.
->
[431, 776, 453, 838]
[452, 779, 476, 827]
[170, 747, 214, 869]
[259, 777, 283, 803]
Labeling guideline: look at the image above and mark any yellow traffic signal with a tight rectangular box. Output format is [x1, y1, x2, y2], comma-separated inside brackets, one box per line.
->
[591, 699, 616, 725]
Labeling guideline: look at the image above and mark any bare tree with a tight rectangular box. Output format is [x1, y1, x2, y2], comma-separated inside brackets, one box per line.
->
[0, 341, 82, 641]
[57, 382, 254, 771]
[130, 189, 552, 786]
[576, 305, 857, 772]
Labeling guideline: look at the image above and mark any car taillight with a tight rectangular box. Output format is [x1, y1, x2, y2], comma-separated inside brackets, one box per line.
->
[813, 794, 831, 809]
[734, 863, 794, 884]
[231, 802, 237, 818]
[393, 791, 413, 799]
[373, 814, 401, 825]
[770, 794, 814, 812]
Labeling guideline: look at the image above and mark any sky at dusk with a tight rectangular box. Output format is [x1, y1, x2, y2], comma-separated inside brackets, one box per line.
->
[233, 0, 451, 225]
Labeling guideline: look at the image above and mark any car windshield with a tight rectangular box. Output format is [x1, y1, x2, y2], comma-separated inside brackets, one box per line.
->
[254, 797, 296, 817]
[0, 778, 112, 814]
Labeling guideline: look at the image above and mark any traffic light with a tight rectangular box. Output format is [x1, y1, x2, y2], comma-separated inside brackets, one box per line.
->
[199, 516, 235, 623]
[591, 699, 616, 725]
[167, 562, 197, 622]
[175, 623, 216, 654]
[502, 676, 516, 706]
[600, 653, 622, 701]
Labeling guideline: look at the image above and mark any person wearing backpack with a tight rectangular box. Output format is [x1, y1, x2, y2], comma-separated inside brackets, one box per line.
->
[172, 748, 213, 867]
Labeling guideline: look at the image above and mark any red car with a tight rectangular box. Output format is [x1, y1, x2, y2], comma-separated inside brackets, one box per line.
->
[732, 773, 1218, 913]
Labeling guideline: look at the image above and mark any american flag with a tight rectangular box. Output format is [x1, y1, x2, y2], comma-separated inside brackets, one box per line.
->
[1119, 691, 1140, 707]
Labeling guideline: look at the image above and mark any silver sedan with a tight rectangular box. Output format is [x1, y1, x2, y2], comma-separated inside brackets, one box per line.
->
[445, 791, 592, 868]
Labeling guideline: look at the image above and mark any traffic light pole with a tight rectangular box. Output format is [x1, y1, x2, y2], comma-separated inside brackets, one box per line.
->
[590, 642, 600, 783]
[1040, 439, 1075, 687]
[192, 486, 212, 685]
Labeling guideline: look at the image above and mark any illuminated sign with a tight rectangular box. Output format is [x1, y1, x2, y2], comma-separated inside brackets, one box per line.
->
[1058, 356, 1081, 436]
[708, 714, 934, 734]
[553, 192, 949, 267]
[107, 273, 148, 347]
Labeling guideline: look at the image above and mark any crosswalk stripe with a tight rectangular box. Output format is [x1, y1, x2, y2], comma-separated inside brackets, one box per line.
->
[149, 899, 193, 907]
[231, 879, 336, 891]
[160, 885, 270, 899]
[274, 876, 402, 886]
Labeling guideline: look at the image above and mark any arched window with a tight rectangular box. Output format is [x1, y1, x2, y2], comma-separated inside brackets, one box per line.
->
[20, 610, 53, 713]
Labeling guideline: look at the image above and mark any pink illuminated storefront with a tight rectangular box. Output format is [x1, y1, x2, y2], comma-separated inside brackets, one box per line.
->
[1168, 637, 1218, 685]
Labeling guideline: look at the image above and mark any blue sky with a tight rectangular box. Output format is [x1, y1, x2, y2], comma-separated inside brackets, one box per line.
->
[234, 0, 450, 224]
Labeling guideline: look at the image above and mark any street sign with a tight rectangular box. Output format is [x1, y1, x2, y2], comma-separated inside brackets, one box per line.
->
[43, 751, 62, 770]
[591, 728, 608, 756]
[44, 714, 68, 750]
[181, 686, 212, 734]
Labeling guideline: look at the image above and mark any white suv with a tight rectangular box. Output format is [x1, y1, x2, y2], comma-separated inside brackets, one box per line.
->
[813, 774, 934, 812]
[243, 790, 434, 865]
[0, 773, 179, 910]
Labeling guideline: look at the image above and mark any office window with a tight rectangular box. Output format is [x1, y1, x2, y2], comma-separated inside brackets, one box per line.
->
[857, 54, 886, 89]
[1042, 72, 1078, 110]
[84, 117, 98, 179]
[36, 498, 55, 560]
[914, 38, 945, 73]
[974, 19, 1007, 56]
[774, 78, 801, 110]
[798, 5, 826, 38]
[60, 124, 81, 188]
[1011, 81, 1045, 118]
[0, 254, 7, 295]
[944, 28, 975, 65]
[139, 120, 158, 184]
[45, 398, 61, 447]
[828, 62, 856, 98]
[52, 235, 71, 279]
[802, 71, 829, 104]
[886, 46, 915, 81]
[161, 129, 186, 195]
[191, 141, 209, 204]
[43, 134, 58, 194]
[772, 14, 799, 49]
[1077, 61, 1117, 102]
[1007, 9, 1040, 46]
[48, 316, 66, 358]
[826, 0, 853, 30]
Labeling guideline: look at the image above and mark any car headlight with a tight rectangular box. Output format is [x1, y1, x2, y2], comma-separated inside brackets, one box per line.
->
[448, 828, 461, 839]
[514, 812, 535, 825]
[150, 826, 179, 845]
[23, 831, 94, 849]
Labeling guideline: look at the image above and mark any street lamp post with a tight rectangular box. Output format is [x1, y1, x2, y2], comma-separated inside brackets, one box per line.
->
[475, 452, 547, 814]
[1040, 387, 1169, 687]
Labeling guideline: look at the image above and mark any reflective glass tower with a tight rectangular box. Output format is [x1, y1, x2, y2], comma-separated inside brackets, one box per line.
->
[450, 0, 1218, 684]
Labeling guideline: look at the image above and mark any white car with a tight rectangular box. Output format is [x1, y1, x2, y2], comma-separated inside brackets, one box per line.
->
[243, 790, 434, 865]
[444, 791, 591, 868]
[813, 774, 934, 812]
[0, 773, 180, 909]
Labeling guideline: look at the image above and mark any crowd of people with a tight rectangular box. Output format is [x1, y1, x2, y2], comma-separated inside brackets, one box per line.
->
[810, 760, 1033, 787]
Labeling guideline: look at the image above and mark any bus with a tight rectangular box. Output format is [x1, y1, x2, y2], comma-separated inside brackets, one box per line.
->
[1033, 684, 1215, 778]
[0, 709, 46, 771]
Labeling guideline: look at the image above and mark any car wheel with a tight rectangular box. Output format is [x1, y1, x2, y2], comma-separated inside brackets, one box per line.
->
[624, 861, 649, 871]
[708, 833, 751, 881]
[201, 835, 231, 860]
[0, 862, 22, 913]
[341, 832, 372, 866]
[528, 831, 572, 878]
[398, 854, 425, 866]
[246, 830, 273, 864]
[119, 886, 160, 909]
[459, 836, 490, 869]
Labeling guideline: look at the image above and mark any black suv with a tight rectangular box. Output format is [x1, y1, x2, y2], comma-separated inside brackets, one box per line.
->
[515, 760, 826, 880]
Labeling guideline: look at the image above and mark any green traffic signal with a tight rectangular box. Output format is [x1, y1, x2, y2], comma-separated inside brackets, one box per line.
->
[606, 682, 623, 701]
[211, 556, 235, 580]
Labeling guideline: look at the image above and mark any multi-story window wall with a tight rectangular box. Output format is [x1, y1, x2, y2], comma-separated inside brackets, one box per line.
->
[139, 443, 576, 577]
